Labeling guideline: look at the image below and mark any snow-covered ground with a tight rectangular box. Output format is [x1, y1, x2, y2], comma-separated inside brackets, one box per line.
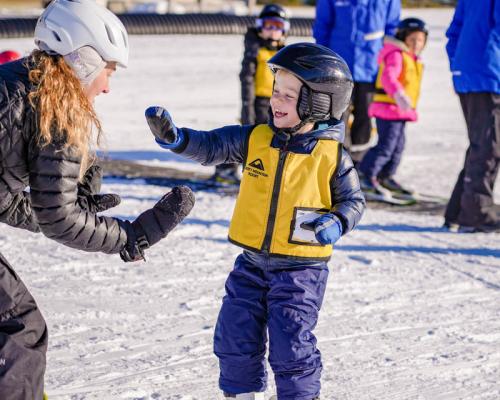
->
[1, 8, 499, 400]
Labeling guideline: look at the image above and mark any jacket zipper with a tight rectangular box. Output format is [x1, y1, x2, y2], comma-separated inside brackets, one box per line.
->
[261, 142, 289, 253]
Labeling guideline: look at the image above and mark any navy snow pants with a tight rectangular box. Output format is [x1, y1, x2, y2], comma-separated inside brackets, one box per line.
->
[214, 250, 329, 400]
[360, 118, 406, 179]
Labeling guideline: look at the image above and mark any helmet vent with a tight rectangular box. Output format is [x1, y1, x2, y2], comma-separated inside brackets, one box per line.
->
[52, 31, 61, 42]
[121, 31, 128, 48]
[105, 24, 116, 46]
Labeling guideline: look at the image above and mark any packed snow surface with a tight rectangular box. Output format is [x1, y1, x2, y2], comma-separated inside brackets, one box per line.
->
[1, 8, 499, 400]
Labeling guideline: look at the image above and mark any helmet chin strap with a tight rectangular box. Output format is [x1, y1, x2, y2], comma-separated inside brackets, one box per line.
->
[267, 108, 315, 140]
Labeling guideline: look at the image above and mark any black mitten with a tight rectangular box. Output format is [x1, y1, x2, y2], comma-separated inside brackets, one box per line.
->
[145, 106, 178, 144]
[80, 165, 103, 194]
[78, 165, 121, 213]
[120, 186, 195, 262]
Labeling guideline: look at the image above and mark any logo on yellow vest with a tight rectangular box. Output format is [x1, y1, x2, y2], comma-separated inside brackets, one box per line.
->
[246, 158, 268, 178]
[249, 158, 264, 171]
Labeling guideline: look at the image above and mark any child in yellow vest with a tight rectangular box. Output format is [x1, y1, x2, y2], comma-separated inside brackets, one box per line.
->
[359, 18, 428, 197]
[145, 43, 365, 400]
[213, 4, 289, 186]
[241, 4, 289, 125]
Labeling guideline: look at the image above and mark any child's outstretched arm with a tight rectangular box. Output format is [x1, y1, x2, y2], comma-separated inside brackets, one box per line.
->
[145, 106, 253, 166]
[329, 148, 365, 235]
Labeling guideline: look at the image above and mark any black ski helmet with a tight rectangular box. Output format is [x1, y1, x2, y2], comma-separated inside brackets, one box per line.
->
[259, 4, 288, 20]
[268, 42, 353, 121]
[395, 18, 428, 42]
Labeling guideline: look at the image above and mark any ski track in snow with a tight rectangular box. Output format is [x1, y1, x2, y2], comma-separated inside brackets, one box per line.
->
[1, 8, 499, 400]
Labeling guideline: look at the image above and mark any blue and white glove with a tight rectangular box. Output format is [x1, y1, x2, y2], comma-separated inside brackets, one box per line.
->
[145, 106, 184, 149]
[313, 214, 343, 245]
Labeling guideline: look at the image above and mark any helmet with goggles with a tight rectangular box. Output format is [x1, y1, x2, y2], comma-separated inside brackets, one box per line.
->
[256, 4, 290, 34]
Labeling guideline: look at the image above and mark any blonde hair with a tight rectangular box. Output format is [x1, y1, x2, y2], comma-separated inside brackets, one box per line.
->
[27, 50, 102, 178]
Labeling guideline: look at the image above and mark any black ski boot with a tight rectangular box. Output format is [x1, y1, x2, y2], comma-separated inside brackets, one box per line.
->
[379, 176, 414, 195]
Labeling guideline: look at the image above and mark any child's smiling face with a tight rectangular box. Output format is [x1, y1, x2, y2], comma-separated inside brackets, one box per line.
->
[270, 69, 302, 129]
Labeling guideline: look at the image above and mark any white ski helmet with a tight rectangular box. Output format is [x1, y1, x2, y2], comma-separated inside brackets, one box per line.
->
[34, 0, 129, 68]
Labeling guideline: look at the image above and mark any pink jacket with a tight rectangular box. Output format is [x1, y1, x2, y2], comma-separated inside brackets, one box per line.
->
[369, 38, 420, 122]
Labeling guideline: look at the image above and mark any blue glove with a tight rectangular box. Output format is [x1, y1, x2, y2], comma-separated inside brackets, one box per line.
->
[145, 106, 184, 149]
[313, 214, 343, 245]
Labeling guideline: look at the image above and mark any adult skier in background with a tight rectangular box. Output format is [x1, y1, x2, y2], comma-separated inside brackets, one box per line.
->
[313, 0, 400, 166]
[0, 1, 194, 398]
[212, 4, 289, 186]
[443, 0, 500, 233]
[146, 43, 365, 400]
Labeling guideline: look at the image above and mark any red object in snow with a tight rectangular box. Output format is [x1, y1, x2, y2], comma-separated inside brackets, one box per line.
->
[0, 50, 21, 64]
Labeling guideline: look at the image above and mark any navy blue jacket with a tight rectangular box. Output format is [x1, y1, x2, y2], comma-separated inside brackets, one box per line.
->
[446, 0, 500, 94]
[174, 122, 365, 235]
[313, 0, 400, 83]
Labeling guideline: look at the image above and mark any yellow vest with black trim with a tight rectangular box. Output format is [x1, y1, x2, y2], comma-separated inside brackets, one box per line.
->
[228, 124, 341, 259]
[254, 47, 277, 98]
[373, 50, 424, 109]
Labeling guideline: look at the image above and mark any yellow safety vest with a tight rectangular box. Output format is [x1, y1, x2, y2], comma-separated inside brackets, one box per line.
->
[373, 50, 424, 109]
[254, 47, 277, 98]
[228, 124, 341, 260]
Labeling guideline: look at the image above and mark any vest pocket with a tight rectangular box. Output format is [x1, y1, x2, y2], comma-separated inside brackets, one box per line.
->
[288, 207, 329, 246]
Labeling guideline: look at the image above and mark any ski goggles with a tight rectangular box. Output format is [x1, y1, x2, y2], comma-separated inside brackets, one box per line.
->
[257, 18, 290, 32]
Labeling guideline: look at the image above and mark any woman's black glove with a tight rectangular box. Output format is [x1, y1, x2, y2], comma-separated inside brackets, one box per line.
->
[77, 165, 121, 213]
[120, 186, 195, 262]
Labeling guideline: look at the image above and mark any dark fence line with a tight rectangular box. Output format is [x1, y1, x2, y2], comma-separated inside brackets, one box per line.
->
[0, 14, 314, 39]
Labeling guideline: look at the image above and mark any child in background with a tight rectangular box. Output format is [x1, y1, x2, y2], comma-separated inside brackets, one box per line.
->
[241, 4, 289, 125]
[359, 18, 428, 197]
[212, 4, 289, 186]
[145, 42, 365, 400]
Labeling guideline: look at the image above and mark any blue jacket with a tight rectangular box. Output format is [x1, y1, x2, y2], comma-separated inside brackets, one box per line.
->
[313, 0, 400, 83]
[172, 122, 365, 235]
[446, 0, 500, 94]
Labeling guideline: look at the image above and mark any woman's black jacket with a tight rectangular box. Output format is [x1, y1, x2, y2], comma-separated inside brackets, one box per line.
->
[0, 59, 127, 254]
